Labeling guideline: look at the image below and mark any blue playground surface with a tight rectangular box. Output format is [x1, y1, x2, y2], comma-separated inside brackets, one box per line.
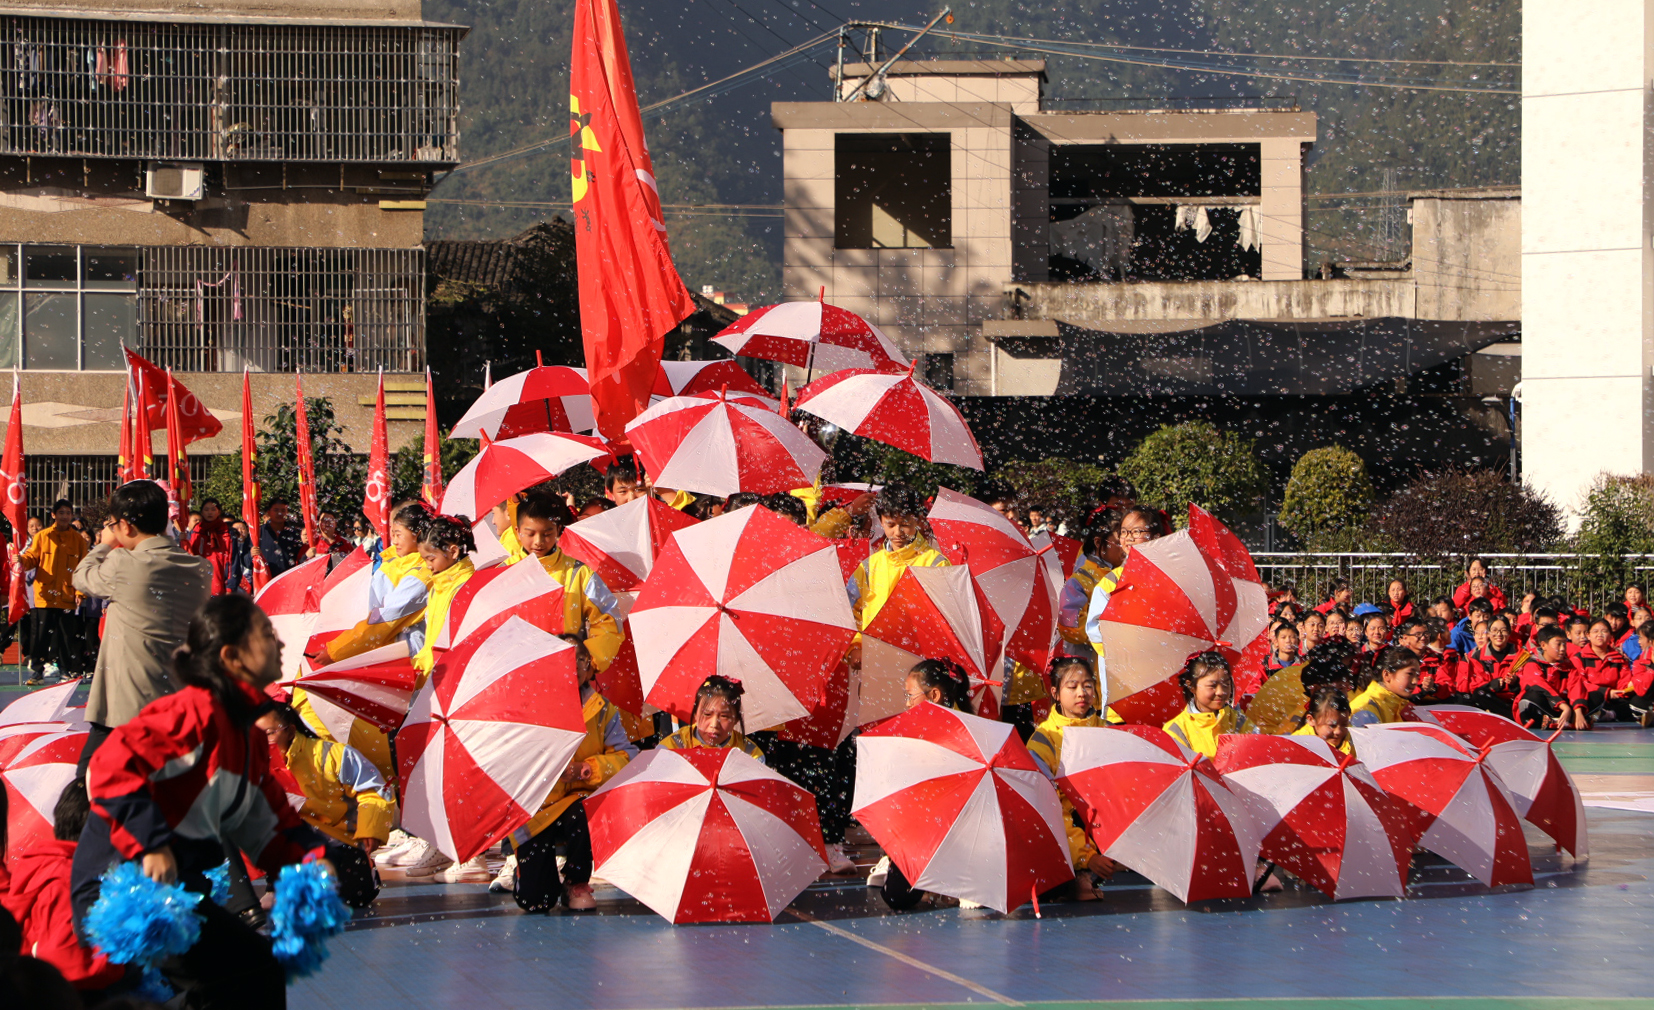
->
[5, 683, 1652, 1010]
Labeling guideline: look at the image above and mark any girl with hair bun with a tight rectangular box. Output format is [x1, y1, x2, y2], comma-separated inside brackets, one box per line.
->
[1163, 651, 1253, 757]
[660, 675, 765, 761]
[412, 512, 477, 678]
[1291, 683, 1354, 756]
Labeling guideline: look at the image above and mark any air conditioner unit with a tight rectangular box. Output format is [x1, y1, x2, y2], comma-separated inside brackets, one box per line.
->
[145, 163, 205, 201]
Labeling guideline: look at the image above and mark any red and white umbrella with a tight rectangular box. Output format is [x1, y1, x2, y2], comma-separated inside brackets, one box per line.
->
[1089, 528, 1270, 709]
[1056, 725, 1261, 903]
[796, 369, 983, 470]
[1186, 505, 1271, 694]
[711, 299, 909, 374]
[0, 678, 84, 729]
[587, 747, 827, 923]
[630, 505, 857, 731]
[302, 547, 375, 659]
[431, 555, 566, 652]
[1350, 724, 1533, 888]
[653, 360, 777, 408]
[450, 365, 593, 439]
[1420, 706, 1588, 858]
[853, 702, 1073, 913]
[860, 565, 1005, 724]
[255, 554, 330, 681]
[927, 488, 1051, 673]
[292, 642, 419, 738]
[397, 617, 587, 863]
[1, 722, 87, 852]
[1212, 734, 1416, 900]
[1012, 531, 1066, 675]
[440, 432, 615, 520]
[625, 393, 827, 496]
[558, 495, 700, 594]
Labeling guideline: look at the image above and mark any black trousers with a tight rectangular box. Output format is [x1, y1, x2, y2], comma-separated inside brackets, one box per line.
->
[30, 606, 81, 674]
[1456, 687, 1514, 715]
[1516, 685, 1569, 723]
[763, 735, 857, 845]
[880, 861, 924, 911]
[513, 801, 591, 913]
[76, 722, 112, 779]
[158, 897, 286, 1010]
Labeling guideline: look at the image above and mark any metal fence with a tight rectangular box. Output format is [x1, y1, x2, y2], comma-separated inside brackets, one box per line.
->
[23, 453, 212, 519]
[0, 15, 461, 163]
[1252, 552, 1654, 613]
[137, 245, 423, 373]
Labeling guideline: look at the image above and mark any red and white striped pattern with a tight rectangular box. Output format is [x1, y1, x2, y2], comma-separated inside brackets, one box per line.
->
[291, 642, 419, 737]
[450, 365, 593, 439]
[255, 554, 330, 681]
[397, 617, 587, 862]
[630, 505, 857, 731]
[1213, 734, 1415, 901]
[0, 678, 84, 729]
[711, 300, 909, 373]
[440, 431, 615, 520]
[1057, 725, 1261, 903]
[303, 547, 375, 659]
[928, 487, 1053, 675]
[625, 394, 827, 496]
[652, 360, 777, 408]
[861, 565, 1004, 724]
[1, 721, 87, 852]
[796, 369, 983, 469]
[853, 702, 1073, 913]
[1350, 723, 1534, 887]
[432, 555, 567, 653]
[558, 495, 700, 593]
[587, 747, 828, 923]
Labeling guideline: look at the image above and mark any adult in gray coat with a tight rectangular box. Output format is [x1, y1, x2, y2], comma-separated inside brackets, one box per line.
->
[72, 479, 213, 771]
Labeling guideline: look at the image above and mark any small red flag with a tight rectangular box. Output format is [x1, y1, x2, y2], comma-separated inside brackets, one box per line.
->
[294, 373, 319, 552]
[366, 368, 390, 542]
[421, 367, 444, 512]
[132, 366, 154, 480]
[117, 373, 135, 483]
[123, 348, 223, 443]
[241, 368, 267, 591]
[571, 0, 696, 442]
[164, 369, 191, 528]
[1, 372, 25, 624]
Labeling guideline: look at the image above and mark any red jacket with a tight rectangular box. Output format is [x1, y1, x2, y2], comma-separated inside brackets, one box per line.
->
[1459, 644, 1519, 695]
[1577, 649, 1630, 693]
[1415, 648, 1460, 702]
[1514, 653, 1586, 703]
[1452, 581, 1508, 612]
[2, 840, 123, 989]
[188, 519, 235, 595]
[1627, 656, 1654, 697]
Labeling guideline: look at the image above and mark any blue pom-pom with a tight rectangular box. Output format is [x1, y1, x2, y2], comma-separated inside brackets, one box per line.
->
[204, 862, 233, 906]
[269, 860, 352, 980]
[83, 863, 203, 968]
[133, 965, 176, 1003]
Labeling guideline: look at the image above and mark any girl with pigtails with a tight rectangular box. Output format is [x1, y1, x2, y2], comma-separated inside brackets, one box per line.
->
[1163, 650, 1254, 758]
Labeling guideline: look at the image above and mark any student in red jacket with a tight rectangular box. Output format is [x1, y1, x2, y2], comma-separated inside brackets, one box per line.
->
[71, 594, 348, 1010]
[1385, 579, 1415, 629]
[1577, 617, 1631, 720]
[1562, 614, 1591, 660]
[1316, 578, 1354, 615]
[1608, 620, 1654, 726]
[1458, 615, 1521, 713]
[1513, 625, 1588, 731]
[187, 498, 236, 595]
[2, 780, 123, 991]
[1452, 558, 1508, 612]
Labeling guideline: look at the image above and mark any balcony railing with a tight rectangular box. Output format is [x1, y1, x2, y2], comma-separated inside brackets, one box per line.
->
[1252, 552, 1654, 613]
[0, 15, 460, 163]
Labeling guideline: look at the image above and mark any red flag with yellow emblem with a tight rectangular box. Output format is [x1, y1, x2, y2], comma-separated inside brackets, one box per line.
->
[570, 0, 696, 443]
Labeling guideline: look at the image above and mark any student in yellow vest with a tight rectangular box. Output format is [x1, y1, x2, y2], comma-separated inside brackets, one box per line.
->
[1349, 646, 1421, 726]
[501, 635, 636, 911]
[1058, 515, 1123, 658]
[257, 703, 395, 852]
[660, 675, 766, 760]
[509, 495, 625, 671]
[604, 457, 649, 504]
[1026, 656, 1119, 900]
[412, 513, 476, 679]
[847, 485, 950, 665]
[1164, 651, 1253, 757]
[1291, 682, 1355, 756]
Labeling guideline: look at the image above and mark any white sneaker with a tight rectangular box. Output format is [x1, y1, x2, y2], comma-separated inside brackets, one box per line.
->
[374, 830, 416, 866]
[488, 854, 518, 894]
[824, 843, 856, 874]
[387, 838, 453, 876]
[440, 854, 491, 884]
[958, 898, 983, 910]
[867, 855, 890, 888]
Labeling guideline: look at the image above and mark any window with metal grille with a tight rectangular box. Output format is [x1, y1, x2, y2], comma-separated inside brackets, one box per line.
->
[0, 16, 461, 163]
[0, 244, 422, 372]
[24, 453, 211, 517]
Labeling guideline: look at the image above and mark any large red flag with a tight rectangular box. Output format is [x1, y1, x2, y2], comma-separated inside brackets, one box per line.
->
[421, 367, 444, 511]
[366, 368, 390, 542]
[117, 373, 135, 483]
[164, 370, 191, 528]
[571, 0, 696, 442]
[123, 348, 223, 443]
[294, 373, 319, 551]
[241, 368, 267, 591]
[1, 372, 25, 624]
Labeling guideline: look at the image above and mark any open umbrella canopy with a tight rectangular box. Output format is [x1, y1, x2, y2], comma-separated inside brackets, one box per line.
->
[1420, 705, 1588, 858]
[397, 617, 587, 863]
[587, 747, 827, 924]
[432, 555, 566, 653]
[796, 369, 983, 470]
[1213, 733, 1415, 900]
[0, 678, 84, 729]
[558, 495, 700, 593]
[653, 360, 777, 408]
[1057, 724, 1261, 903]
[625, 393, 828, 496]
[302, 547, 375, 658]
[1, 722, 87, 852]
[927, 487, 1047, 673]
[450, 365, 593, 440]
[255, 554, 330, 681]
[441, 432, 615, 521]
[630, 504, 856, 731]
[861, 565, 1005, 724]
[853, 701, 1073, 913]
[711, 299, 909, 373]
[292, 641, 419, 737]
[1350, 723, 1534, 888]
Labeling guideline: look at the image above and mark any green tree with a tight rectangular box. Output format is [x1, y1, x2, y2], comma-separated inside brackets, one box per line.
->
[1118, 421, 1265, 525]
[1277, 445, 1376, 549]
[390, 434, 482, 509]
[835, 437, 980, 501]
[198, 398, 375, 522]
[1571, 474, 1654, 591]
[991, 457, 1113, 523]
[1373, 468, 1562, 559]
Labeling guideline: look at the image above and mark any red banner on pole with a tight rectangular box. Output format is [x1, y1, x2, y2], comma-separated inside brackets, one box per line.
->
[123, 347, 223, 443]
[421, 367, 444, 511]
[570, 0, 695, 442]
[132, 366, 154, 480]
[2, 372, 25, 624]
[294, 372, 319, 552]
[117, 373, 135, 484]
[366, 368, 390, 542]
[241, 368, 267, 591]
[164, 369, 191, 529]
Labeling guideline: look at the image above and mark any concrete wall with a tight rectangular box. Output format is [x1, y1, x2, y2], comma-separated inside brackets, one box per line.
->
[1521, 0, 1651, 520]
[1004, 277, 1415, 324]
[0, 189, 423, 248]
[1413, 197, 1520, 321]
[836, 61, 1043, 113]
[4, 0, 427, 22]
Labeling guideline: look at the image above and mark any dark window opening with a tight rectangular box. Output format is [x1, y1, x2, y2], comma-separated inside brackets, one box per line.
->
[922, 351, 955, 391]
[836, 133, 951, 250]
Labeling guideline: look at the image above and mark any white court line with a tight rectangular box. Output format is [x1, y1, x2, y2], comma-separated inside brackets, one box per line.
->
[787, 909, 1024, 1007]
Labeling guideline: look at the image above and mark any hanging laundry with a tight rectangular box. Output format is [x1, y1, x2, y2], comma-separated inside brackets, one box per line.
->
[1237, 206, 1262, 252]
[110, 39, 129, 92]
[90, 48, 101, 90]
[1172, 205, 1216, 244]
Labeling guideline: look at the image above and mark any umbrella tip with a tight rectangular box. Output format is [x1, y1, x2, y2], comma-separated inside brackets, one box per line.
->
[818, 285, 825, 302]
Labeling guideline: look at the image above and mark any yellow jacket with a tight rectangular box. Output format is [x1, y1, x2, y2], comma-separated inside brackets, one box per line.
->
[1349, 680, 1413, 726]
[1027, 708, 1104, 868]
[281, 732, 396, 845]
[414, 557, 475, 678]
[665, 489, 696, 511]
[22, 526, 86, 609]
[290, 688, 396, 783]
[515, 686, 636, 843]
[1164, 702, 1252, 758]
[1058, 557, 1110, 646]
[504, 547, 626, 671]
[660, 724, 765, 762]
[1248, 663, 1309, 736]
[321, 549, 431, 663]
[850, 533, 950, 630]
[1291, 720, 1354, 756]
